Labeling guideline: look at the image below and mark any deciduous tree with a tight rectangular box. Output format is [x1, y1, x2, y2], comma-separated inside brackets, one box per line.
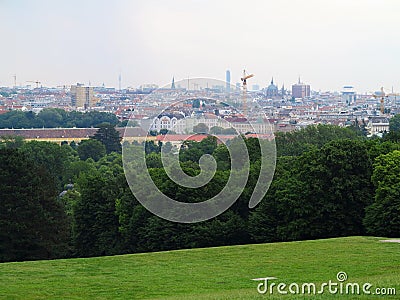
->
[77, 139, 106, 161]
[364, 150, 400, 237]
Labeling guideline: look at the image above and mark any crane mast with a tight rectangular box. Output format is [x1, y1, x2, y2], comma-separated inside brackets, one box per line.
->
[373, 87, 400, 115]
[240, 70, 254, 117]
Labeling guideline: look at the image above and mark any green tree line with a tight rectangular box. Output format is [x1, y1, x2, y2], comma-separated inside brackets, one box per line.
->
[0, 108, 119, 128]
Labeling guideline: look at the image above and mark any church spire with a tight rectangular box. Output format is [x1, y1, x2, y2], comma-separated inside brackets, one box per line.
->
[271, 77, 274, 85]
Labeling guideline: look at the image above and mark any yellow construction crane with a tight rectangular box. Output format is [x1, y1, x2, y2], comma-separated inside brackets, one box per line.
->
[373, 87, 400, 114]
[240, 70, 254, 116]
[26, 80, 41, 88]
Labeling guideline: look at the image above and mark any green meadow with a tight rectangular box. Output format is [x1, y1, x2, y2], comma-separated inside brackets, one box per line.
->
[1, 236, 399, 299]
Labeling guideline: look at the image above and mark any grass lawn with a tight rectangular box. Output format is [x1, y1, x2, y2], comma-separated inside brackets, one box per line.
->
[0, 236, 399, 299]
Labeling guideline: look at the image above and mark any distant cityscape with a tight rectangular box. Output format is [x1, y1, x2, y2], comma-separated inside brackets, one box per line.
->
[1, 70, 399, 139]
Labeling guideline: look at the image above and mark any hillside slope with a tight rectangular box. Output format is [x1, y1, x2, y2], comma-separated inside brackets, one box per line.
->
[0, 236, 399, 299]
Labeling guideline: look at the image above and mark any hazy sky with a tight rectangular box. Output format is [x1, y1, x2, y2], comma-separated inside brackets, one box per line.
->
[1, 0, 400, 92]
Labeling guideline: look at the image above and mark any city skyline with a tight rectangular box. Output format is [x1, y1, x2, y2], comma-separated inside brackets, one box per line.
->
[1, 0, 400, 93]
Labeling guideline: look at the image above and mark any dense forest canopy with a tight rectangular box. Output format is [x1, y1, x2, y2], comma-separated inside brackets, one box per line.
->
[1, 122, 400, 262]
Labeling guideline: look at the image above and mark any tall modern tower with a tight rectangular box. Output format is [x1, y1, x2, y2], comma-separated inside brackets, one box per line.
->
[226, 70, 231, 92]
[171, 76, 176, 89]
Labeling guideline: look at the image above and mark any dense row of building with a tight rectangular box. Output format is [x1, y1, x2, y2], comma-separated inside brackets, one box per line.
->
[0, 75, 399, 140]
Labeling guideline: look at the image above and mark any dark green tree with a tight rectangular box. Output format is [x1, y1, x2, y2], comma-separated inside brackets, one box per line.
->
[364, 150, 400, 237]
[275, 124, 362, 156]
[383, 123, 400, 142]
[77, 139, 106, 161]
[70, 140, 78, 150]
[144, 140, 161, 154]
[365, 139, 400, 160]
[115, 177, 153, 253]
[389, 114, 400, 132]
[249, 140, 373, 242]
[180, 136, 217, 162]
[282, 140, 373, 239]
[193, 123, 209, 134]
[20, 141, 78, 190]
[0, 135, 25, 149]
[248, 156, 296, 242]
[146, 152, 162, 168]
[212, 143, 230, 170]
[37, 108, 64, 127]
[209, 126, 223, 135]
[386, 131, 400, 142]
[0, 149, 70, 262]
[92, 123, 122, 154]
[159, 128, 169, 135]
[73, 171, 122, 257]
[135, 216, 189, 252]
[62, 159, 96, 186]
[192, 211, 249, 248]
